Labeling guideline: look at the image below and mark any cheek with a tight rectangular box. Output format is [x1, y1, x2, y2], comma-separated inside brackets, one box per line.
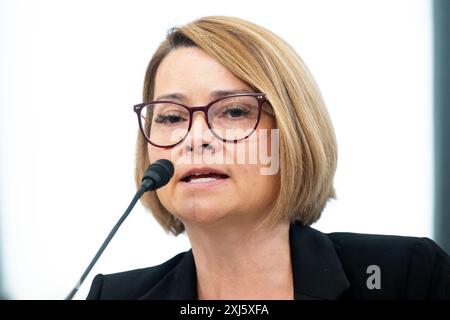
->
[147, 144, 174, 163]
[235, 164, 279, 210]
[242, 165, 278, 187]
[241, 117, 279, 195]
[259, 116, 277, 152]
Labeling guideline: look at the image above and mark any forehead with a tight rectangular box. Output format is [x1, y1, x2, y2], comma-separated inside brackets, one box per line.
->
[154, 47, 252, 98]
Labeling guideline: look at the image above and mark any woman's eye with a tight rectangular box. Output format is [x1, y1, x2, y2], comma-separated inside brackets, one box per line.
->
[221, 106, 250, 118]
[154, 114, 186, 124]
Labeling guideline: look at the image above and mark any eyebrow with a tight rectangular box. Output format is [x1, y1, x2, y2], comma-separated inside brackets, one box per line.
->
[154, 89, 254, 102]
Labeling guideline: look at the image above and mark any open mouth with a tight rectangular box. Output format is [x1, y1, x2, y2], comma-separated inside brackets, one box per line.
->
[181, 171, 229, 184]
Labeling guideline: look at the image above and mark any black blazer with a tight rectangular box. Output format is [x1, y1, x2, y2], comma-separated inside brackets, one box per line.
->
[86, 222, 450, 299]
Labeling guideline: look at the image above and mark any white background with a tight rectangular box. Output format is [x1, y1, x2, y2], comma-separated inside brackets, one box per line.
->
[0, 0, 433, 299]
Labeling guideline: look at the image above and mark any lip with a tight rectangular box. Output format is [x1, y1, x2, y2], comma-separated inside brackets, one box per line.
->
[179, 167, 229, 181]
[178, 166, 230, 189]
[179, 177, 230, 190]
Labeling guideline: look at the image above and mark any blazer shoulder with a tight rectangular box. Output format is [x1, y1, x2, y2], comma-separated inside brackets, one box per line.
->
[326, 231, 450, 299]
[328, 231, 427, 253]
[86, 251, 188, 300]
[327, 231, 449, 264]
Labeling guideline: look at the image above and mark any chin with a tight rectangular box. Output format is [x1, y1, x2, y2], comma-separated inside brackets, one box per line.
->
[177, 204, 233, 226]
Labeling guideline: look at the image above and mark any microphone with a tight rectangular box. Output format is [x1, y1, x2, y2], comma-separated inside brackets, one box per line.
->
[140, 158, 175, 191]
[65, 159, 174, 300]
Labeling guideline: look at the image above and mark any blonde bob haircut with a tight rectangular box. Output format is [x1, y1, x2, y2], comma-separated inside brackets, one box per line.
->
[135, 16, 337, 235]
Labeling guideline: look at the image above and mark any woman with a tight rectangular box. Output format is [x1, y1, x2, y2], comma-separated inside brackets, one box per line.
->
[87, 16, 450, 300]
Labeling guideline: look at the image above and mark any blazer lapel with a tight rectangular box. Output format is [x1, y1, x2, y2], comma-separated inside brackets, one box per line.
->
[138, 249, 197, 300]
[290, 222, 350, 300]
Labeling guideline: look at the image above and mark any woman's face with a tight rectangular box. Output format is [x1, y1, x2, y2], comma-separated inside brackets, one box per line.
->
[148, 47, 279, 228]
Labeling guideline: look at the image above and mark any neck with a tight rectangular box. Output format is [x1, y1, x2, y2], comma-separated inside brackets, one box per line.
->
[185, 219, 293, 300]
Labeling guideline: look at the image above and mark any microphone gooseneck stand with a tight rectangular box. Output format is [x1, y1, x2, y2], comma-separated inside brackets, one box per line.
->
[65, 159, 174, 300]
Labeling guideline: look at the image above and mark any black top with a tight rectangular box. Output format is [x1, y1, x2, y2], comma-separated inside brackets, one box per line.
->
[86, 222, 450, 299]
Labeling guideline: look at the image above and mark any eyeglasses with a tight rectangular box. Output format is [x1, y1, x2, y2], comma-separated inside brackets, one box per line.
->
[133, 93, 267, 148]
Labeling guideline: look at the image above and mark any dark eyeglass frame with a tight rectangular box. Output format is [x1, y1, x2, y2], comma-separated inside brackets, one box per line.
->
[133, 92, 267, 149]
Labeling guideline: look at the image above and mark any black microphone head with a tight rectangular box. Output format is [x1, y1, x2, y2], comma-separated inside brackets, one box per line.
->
[141, 159, 174, 191]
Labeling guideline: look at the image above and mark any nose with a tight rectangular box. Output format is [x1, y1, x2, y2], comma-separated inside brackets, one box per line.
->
[183, 111, 217, 153]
